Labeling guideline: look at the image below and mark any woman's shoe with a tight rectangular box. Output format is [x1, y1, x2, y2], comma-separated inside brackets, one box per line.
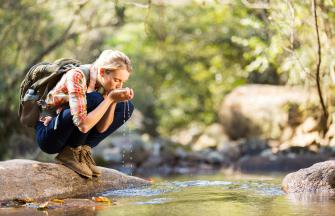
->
[81, 145, 102, 177]
[55, 146, 93, 179]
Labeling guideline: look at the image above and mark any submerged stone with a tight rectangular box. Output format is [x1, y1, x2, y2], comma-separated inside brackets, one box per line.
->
[0, 159, 150, 202]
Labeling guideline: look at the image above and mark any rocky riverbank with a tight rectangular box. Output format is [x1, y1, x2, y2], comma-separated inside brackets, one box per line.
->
[7, 84, 335, 177]
[87, 85, 334, 176]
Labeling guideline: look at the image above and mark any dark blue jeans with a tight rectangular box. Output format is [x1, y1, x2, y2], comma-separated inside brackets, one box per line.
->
[35, 92, 134, 154]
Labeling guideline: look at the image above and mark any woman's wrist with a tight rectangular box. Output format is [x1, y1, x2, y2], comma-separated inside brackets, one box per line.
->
[103, 93, 112, 102]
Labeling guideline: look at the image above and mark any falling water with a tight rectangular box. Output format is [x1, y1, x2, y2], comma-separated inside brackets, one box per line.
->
[121, 100, 133, 175]
[122, 101, 126, 170]
[126, 100, 133, 175]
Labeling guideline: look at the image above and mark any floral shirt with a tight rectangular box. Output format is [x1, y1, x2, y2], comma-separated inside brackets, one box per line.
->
[42, 65, 100, 127]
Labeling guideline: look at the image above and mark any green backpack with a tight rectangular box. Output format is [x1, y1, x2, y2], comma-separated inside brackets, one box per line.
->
[18, 58, 90, 128]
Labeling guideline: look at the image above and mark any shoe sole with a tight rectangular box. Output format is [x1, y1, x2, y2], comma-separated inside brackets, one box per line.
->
[55, 158, 93, 179]
[92, 173, 101, 177]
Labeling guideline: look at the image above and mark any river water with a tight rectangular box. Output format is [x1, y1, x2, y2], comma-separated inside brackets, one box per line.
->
[1, 172, 335, 216]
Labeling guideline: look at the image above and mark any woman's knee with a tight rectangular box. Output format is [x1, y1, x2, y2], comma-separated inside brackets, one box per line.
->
[86, 92, 104, 112]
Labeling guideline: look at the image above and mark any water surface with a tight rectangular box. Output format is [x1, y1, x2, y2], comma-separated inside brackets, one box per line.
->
[98, 173, 335, 216]
[2, 173, 335, 216]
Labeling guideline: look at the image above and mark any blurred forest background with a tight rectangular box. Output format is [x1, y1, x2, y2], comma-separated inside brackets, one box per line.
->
[1, 0, 335, 175]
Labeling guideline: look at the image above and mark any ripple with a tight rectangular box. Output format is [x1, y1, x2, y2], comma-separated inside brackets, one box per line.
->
[170, 180, 233, 188]
[101, 180, 283, 199]
[100, 187, 171, 197]
[134, 198, 172, 205]
[257, 186, 285, 196]
[239, 182, 284, 196]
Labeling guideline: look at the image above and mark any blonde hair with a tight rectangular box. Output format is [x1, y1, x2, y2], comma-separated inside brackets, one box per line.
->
[94, 50, 132, 73]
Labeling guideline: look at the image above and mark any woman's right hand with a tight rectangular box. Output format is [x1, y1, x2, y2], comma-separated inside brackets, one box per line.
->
[107, 88, 133, 102]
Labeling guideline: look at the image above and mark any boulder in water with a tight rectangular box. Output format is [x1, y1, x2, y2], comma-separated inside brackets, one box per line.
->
[282, 160, 335, 195]
[0, 159, 150, 202]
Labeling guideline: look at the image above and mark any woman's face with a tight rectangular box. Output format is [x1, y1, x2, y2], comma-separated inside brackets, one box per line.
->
[101, 68, 130, 91]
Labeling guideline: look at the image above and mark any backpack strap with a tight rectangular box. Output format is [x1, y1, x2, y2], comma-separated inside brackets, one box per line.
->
[79, 65, 90, 86]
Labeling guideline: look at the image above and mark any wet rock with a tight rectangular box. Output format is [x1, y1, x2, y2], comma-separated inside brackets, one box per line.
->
[175, 147, 188, 159]
[0, 159, 150, 202]
[184, 151, 204, 163]
[282, 160, 335, 195]
[260, 149, 275, 157]
[201, 150, 226, 165]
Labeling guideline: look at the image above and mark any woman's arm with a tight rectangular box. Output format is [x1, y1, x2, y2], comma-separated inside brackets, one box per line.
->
[95, 88, 134, 133]
[77, 98, 113, 133]
[95, 96, 117, 133]
[66, 69, 114, 133]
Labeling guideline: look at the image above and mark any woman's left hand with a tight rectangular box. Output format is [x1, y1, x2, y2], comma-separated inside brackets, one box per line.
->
[129, 88, 134, 100]
[41, 116, 53, 126]
[107, 88, 134, 102]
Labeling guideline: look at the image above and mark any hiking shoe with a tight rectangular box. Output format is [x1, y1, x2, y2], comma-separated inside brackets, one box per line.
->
[81, 145, 102, 177]
[55, 146, 93, 179]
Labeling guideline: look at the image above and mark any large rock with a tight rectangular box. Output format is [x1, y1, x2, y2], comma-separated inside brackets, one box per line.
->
[282, 160, 335, 195]
[219, 84, 318, 140]
[0, 159, 150, 202]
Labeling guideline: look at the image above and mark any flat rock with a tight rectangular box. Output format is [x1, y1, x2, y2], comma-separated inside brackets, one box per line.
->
[0, 159, 150, 202]
[282, 160, 335, 195]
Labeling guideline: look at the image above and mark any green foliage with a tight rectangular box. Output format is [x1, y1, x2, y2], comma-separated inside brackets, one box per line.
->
[107, 2, 273, 135]
[0, 0, 60, 158]
[1, 0, 335, 158]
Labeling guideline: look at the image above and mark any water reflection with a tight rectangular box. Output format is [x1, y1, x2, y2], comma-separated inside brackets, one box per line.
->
[2, 174, 335, 216]
[287, 193, 335, 203]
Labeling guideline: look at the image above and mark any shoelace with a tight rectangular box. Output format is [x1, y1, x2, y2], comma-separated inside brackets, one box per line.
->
[73, 148, 85, 163]
[82, 148, 96, 165]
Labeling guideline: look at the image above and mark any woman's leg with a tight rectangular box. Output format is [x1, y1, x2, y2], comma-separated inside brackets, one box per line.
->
[35, 109, 79, 154]
[85, 101, 134, 148]
[35, 92, 104, 154]
[62, 92, 105, 148]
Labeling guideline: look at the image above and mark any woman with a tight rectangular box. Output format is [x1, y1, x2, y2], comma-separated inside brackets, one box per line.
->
[35, 50, 134, 179]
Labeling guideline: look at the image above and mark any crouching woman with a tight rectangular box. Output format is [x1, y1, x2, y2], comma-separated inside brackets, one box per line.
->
[35, 50, 134, 178]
